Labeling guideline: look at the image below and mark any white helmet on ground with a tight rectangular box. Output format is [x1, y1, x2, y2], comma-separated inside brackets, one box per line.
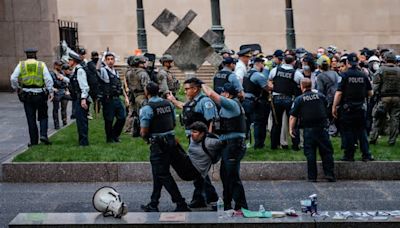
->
[92, 186, 128, 218]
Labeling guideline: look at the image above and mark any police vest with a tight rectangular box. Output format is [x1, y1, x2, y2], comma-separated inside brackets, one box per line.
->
[18, 59, 45, 88]
[379, 65, 400, 97]
[213, 70, 231, 91]
[182, 95, 208, 129]
[69, 67, 82, 100]
[298, 91, 328, 128]
[220, 99, 247, 134]
[148, 100, 175, 134]
[98, 68, 123, 98]
[273, 67, 296, 95]
[342, 68, 368, 103]
[50, 71, 67, 89]
[243, 70, 262, 97]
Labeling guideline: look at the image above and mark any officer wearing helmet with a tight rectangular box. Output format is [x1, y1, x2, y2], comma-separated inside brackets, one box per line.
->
[10, 48, 54, 146]
[124, 55, 150, 136]
[370, 52, 400, 146]
[157, 54, 180, 97]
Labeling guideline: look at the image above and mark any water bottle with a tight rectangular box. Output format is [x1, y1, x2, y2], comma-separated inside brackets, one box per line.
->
[217, 197, 224, 218]
[259, 204, 265, 213]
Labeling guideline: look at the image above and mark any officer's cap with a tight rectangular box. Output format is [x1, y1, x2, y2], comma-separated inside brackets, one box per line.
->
[24, 48, 38, 53]
[385, 52, 397, 62]
[222, 57, 238, 65]
[347, 53, 359, 66]
[273, 49, 284, 58]
[61, 64, 70, 70]
[221, 83, 238, 96]
[160, 54, 174, 63]
[68, 51, 82, 63]
[219, 48, 234, 55]
[237, 48, 252, 57]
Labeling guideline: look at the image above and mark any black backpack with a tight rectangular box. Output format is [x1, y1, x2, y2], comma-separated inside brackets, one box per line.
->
[201, 133, 222, 164]
[82, 61, 100, 100]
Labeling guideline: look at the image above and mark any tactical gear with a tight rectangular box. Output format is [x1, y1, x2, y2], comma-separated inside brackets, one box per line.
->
[69, 67, 83, 100]
[182, 95, 208, 129]
[160, 54, 174, 63]
[50, 71, 68, 89]
[243, 70, 262, 97]
[213, 70, 231, 91]
[341, 68, 368, 103]
[98, 68, 123, 99]
[379, 65, 400, 97]
[298, 91, 329, 128]
[148, 100, 175, 134]
[18, 60, 45, 88]
[218, 100, 246, 134]
[273, 67, 297, 96]
[127, 68, 149, 95]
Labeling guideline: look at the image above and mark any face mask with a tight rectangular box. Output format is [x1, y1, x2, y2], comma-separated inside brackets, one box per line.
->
[373, 63, 380, 71]
[92, 58, 99, 63]
[317, 53, 322, 58]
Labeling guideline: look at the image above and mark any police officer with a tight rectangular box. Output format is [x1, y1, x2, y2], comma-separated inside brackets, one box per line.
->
[369, 52, 400, 146]
[10, 48, 54, 146]
[98, 52, 129, 143]
[68, 51, 90, 146]
[140, 82, 190, 212]
[87, 51, 101, 114]
[157, 54, 180, 97]
[269, 54, 303, 150]
[50, 60, 70, 129]
[234, 48, 252, 84]
[213, 57, 244, 97]
[202, 82, 248, 211]
[289, 78, 335, 182]
[167, 77, 218, 208]
[242, 56, 271, 149]
[125, 55, 151, 136]
[332, 53, 374, 162]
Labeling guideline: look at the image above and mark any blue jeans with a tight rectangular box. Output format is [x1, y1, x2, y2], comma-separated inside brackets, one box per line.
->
[303, 128, 335, 180]
[220, 137, 247, 210]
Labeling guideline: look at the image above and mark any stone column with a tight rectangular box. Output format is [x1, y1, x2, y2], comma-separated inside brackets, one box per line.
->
[285, 0, 296, 50]
[0, 0, 59, 91]
[210, 0, 224, 52]
[136, 0, 148, 53]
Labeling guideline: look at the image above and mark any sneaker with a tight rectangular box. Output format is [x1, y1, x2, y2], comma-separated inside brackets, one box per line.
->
[40, 136, 52, 145]
[174, 202, 191, 212]
[140, 203, 159, 212]
[189, 200, 207, 208]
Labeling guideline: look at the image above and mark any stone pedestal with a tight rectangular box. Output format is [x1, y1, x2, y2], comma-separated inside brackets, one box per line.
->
[0, 0, 59, 91]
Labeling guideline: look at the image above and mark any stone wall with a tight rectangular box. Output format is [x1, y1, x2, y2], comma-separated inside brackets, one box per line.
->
[0, 0, 59, 91]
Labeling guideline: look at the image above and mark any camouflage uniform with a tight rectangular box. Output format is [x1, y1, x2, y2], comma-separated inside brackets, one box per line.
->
[370, 61, 400, 145]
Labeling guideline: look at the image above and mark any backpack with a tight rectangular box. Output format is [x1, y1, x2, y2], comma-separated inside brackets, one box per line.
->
[82, 61, 100, 100]
[201, 133, 222, 164]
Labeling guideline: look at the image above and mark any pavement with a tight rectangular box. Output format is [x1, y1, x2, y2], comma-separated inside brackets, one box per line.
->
[1, 92, 400, 227]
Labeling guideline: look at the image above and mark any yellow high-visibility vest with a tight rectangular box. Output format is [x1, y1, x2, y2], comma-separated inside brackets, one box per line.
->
[18, 59, 45, 88]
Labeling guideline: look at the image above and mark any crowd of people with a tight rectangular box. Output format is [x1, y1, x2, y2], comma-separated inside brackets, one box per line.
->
[10, 44, 400, 213]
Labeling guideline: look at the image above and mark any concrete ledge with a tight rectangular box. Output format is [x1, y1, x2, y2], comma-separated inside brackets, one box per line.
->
[8, 212, 400, 227]
[3, 161, 400, 182]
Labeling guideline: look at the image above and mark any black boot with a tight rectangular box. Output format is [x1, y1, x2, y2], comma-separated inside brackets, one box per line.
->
[174, 202, 191, 212]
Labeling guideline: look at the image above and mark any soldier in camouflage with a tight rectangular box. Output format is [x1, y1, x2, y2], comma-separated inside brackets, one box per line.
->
[370, 52, 400, 146]
[157, 54, 180, 97]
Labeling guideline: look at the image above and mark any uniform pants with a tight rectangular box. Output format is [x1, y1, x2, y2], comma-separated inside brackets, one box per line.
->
[23, 92, 48, 145]
[170, 144, 218, 204]
[102, 97, 126, 142]
[73, 99, 89, 146]
[242, 98, 270, 149]
[370, 97, 400, 145]
[52, 92, 68, 127]
[149, 135, 185, 207]
[271, 96, 299, 149]
[220, 137, 247, 210]
[303, 127, 335, 180]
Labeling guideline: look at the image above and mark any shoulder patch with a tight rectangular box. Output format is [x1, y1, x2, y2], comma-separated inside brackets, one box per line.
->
[204, 101, 214, 109]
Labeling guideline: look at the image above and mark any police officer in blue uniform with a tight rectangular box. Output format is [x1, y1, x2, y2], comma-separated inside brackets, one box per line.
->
[202, 82, 248, 210]
[98, 52, 129, 143]
[289, 78, 335, 182]
[167, 77, 219, 208]
[269, 54, 303, 150]
[242, 56, 272, 149]
[213, 57, 244, 98]
[10, 48, 54, 146]
[68, 51, 90, 146]
[332, 53, 374, 162]
[140, 82, 190, 212]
